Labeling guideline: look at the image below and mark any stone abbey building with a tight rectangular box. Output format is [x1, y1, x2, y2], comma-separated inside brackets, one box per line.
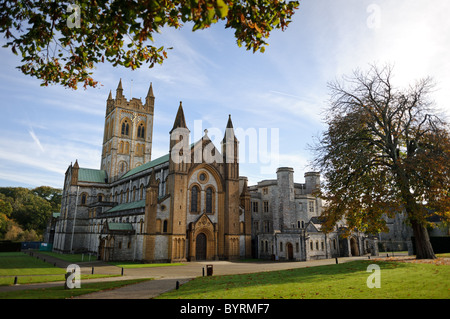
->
[52, 80, 371, 262]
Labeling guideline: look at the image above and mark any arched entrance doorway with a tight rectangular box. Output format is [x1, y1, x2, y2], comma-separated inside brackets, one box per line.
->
[287, 243, 294, 260]
[98, 237, 113, 261]
[350, 237, 359, 256]
[196, 233, 207, 260]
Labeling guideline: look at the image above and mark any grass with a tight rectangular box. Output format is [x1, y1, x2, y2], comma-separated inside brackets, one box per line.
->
[0, 274, 119, 286]
[0, 252, 66, 276]
[37, 251, 97, 263]
[157, 260, 450, 299]
[0, 278, 152, 299]
[0, 252, 119, 286]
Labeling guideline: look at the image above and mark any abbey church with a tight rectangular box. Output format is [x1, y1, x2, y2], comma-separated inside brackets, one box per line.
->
[52, 80, 372, 262]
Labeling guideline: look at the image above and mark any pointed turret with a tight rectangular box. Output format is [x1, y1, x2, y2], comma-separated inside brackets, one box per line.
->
[226, 114, 233, 128]
[116, 78, 124, 99]
[107, 90, 113, 100]
[145, 82, 155, 112]
[170, 101, 188, 133]
[147, 82, 154, 98]
[223, 114, 238, 142]
[222, 114, 239, 178]
[147, 169, 159, 188]
[71, 160, 79, 185]
[240, 178, 249, 197]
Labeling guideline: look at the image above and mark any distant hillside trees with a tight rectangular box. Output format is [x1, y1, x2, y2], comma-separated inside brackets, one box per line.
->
[0, 186, 62, 241]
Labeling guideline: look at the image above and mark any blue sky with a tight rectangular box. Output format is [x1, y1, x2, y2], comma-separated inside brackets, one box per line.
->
[1, 0, 449, 189]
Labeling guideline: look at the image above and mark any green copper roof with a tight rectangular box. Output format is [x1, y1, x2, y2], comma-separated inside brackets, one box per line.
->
[78, 168, 107, 183]
[105, 200, 146, 213]
[108, 222, 134, 231]
[121, 153, 170, 179]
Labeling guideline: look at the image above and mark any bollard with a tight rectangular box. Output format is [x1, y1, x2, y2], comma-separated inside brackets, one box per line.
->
[176, 281, 180, 290]
[335, 257, 338, 264]
[121, 267, 124, 276]
[202, 267, 205, 277]
[14, 276, 18, 285]
[92, 266, 94, 274]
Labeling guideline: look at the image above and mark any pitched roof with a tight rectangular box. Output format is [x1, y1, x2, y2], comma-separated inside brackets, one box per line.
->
[105, 200, 146, 213]
[78, 168, 107, 183]
[107, 222, 134, 231]
[121, 153, 170, 179]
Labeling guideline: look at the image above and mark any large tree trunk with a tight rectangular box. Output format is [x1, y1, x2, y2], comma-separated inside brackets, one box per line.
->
[410, 219, 436, 259]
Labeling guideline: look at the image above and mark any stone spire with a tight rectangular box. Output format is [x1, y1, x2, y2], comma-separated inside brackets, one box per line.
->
[116, 78, 124, 99]
[170, 101, 188, 133]
[145, 82, 155, 112]
[147, 82, 154, 98]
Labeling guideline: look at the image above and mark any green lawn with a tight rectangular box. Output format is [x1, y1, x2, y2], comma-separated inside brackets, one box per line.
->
[0, 252, 66, 276]
[37, 251, 97, 263]
[157, 260, 450, 299]
[0, 278, 152, 299]
[0, 252, 119, 286]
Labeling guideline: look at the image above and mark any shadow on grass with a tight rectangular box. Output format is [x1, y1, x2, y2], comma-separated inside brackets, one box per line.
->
[159, 260, 407, 299]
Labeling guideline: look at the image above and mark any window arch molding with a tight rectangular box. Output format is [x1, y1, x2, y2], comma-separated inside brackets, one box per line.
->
[80, 192, 89, 205]
[204, 185, 216, 214]
[137, 121, 146, 139]
[120, 117, 131, 137]
[189, 183, 201, 213]
[187, 164, 224, 193]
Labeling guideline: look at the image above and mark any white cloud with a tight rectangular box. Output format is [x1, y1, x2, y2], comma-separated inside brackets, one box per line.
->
[28, 128, 45, 153]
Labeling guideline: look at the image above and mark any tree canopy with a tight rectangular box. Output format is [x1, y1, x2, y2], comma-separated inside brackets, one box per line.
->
[312, 64, 450, 259]
[0, 0, 300, 89]
[0, 186, 62, 241]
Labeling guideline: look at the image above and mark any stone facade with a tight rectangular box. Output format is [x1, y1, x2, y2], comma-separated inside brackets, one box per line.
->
[52, 81, 252, 262]
[249, 168, 373, 261]
[51, 80, 376, 263]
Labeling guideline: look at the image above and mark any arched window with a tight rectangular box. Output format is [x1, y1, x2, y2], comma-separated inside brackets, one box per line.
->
[139, 219, 144, 233]
[163, 220, 168, 233]
[137, 123, 145, 138]
[121, 119, 130, 136]
[190, 186, 199, 213]
[81, 193, 87, 205]
[205, 187, 213, 213]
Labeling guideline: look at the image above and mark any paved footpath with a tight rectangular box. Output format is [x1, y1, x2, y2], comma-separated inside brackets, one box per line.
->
[0, 252, 368, 299]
